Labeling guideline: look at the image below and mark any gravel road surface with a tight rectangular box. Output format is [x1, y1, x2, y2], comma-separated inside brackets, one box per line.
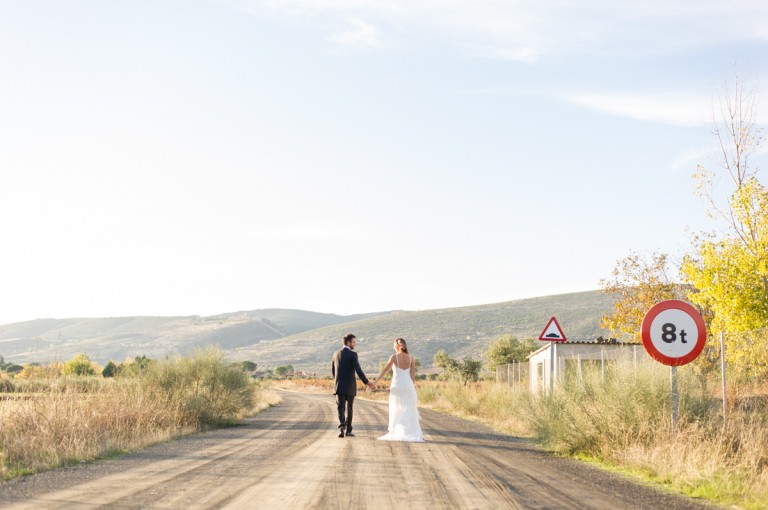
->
[0, 390, 719, 509]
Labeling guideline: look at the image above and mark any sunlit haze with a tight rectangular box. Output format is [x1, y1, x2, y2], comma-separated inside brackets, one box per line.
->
[1, 1, 767, 324]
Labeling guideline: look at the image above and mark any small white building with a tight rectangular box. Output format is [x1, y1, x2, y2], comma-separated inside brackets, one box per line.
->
[527, 339, 645, 393]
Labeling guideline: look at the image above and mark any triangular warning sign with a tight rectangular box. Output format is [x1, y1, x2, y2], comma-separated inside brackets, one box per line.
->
[539, 316, 567, 342]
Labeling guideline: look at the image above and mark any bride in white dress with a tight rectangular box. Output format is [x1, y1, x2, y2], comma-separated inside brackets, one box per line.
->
[373, 338, 425, 442]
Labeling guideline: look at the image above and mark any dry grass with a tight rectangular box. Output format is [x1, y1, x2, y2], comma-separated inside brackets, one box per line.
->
[415, 381, 533, 435]
[407, 368, 768, 510]
[0, 349, 278, 480]
[274, 378, 333, 394]
[276, 378, 397, 402]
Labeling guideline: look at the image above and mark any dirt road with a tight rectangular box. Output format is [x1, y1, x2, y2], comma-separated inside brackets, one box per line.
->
[0, 390, 717, 509]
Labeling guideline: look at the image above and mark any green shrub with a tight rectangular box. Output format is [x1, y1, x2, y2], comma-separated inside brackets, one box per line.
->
[143, 348, 254, 427]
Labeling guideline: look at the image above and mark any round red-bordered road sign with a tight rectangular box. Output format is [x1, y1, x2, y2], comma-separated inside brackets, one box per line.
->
[641, 300, 706, 366]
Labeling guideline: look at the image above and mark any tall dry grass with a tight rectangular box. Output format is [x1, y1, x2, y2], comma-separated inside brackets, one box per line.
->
[416, 367, 768, 510]
[523, 365, 768, 508]
[417, 381, 533, 434]
[0, 349, 274, 480]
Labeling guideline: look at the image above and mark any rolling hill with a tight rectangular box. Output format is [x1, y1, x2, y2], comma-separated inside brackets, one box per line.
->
[0, 309, 388, 365]
[0, 291, 616, 370]
[230, 290, 617, 371]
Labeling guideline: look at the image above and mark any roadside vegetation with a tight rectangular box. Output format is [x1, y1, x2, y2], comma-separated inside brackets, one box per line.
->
[414, 361, 768, 510]
[283, 322, 767, 509]
[0, 348, 277, 481]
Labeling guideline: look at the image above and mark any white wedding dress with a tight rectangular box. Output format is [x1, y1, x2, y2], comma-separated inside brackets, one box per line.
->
[377, 354, 425, 442]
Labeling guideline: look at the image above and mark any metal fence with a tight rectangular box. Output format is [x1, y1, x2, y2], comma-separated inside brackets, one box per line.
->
[494, 329, 767, 411]
[494, 361, 529, 388]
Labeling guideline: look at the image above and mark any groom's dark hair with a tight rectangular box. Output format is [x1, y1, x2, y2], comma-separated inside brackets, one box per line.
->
[343, 334, 356, 346]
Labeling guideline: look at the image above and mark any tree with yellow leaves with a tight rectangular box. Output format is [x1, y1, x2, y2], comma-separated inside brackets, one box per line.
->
[681, 72, 768, 375]
[599, 251, 683, 341]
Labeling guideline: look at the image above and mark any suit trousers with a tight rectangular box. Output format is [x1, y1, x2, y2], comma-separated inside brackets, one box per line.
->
[336, 394, 354, 432]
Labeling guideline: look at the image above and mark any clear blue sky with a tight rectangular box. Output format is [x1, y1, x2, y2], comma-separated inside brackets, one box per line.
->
[1, 1, 766, 324]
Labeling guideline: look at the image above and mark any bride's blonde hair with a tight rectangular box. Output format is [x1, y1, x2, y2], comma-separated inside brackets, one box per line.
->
[395, 337, 409, 354]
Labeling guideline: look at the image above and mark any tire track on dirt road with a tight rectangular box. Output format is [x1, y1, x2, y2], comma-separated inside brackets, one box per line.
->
[0, 391, 719, 510]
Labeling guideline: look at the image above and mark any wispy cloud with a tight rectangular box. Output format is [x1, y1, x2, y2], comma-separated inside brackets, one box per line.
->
[216, 0, 768, 61]
[562, 81, 768, 126]
[563, 91, 711, 126]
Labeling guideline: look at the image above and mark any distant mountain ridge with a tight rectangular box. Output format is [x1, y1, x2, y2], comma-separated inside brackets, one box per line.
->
[0, 291, 615, 369]
[0, 309, 388, 364]
[231, 291, 615, 371]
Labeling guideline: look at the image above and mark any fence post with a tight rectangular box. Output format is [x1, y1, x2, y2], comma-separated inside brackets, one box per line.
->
[601, 349, 605, 385]
[720, 331, 727, 428]
[577, 353, 582, 385]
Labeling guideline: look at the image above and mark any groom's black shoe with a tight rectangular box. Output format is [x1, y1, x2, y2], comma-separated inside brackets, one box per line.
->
[345, 432, 355, 437]
[338, 430, 345, 438]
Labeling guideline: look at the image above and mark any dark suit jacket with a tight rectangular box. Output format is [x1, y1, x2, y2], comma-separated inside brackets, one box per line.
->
[332, 347, 369, 396]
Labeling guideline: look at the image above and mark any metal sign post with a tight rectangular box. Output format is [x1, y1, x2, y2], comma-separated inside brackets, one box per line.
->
[670, 366, 679, 432]
[549, 344, 555, 392]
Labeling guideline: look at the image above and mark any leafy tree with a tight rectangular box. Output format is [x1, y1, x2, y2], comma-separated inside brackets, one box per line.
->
[458, 358, 483, 386]
[681, 72, 768, 376]
[433, 350, 482, 386]
[484, 335, 536, 368]
[119, 355, 154, 377]
[274, 365, 294, 377]
[17, 363, 61, 379]
[683, 71, 767, 333]
[682, 181, 768, 374]
[599, 251, 682, 340]
[240, 361, 257, 372]
[682, 179, 768, 333]
[62, 353, 97, 376]
[0, 355, 21, 375]
[692, 70, 765, 242]
[433, 350, 459, 373]
[4, 364, 23, 375]
[102, 361, 119, 378]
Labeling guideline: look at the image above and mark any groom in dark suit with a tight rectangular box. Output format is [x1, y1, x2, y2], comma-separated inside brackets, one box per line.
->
[332, 333, 373, 438]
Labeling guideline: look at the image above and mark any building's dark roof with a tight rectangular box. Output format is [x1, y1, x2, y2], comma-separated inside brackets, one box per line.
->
[527, 337, 642, 359]
[568, 336, 642, 345]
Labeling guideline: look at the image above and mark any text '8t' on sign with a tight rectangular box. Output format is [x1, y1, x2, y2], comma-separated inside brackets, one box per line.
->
[640, 300, 707, 366]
